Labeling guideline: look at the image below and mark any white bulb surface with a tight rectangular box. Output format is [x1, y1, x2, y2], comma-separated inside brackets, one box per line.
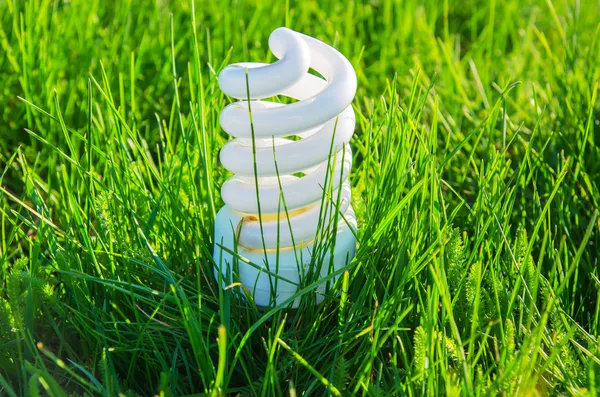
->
[213, 27, 357, 308]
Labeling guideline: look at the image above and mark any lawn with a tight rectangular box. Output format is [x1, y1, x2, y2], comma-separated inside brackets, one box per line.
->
[0, 0, 599, 395]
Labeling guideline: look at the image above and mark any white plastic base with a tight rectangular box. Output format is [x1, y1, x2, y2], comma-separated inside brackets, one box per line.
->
[213, 205, 357, 308]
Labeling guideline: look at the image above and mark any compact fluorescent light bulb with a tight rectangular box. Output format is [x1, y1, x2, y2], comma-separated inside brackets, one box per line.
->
[213, 27, 357, 308]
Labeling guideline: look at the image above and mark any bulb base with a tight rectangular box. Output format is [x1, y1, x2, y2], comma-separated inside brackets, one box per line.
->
[213, 205, 357, 308]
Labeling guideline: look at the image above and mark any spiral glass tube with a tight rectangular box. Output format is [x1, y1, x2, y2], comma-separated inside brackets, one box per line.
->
[213, 27, 357, 307]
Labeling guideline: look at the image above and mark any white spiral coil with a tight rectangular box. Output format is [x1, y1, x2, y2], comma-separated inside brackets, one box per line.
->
[214, 27, 357, 306]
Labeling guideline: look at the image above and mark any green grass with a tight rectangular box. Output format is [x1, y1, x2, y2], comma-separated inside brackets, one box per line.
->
[0, 0, 599, 395]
